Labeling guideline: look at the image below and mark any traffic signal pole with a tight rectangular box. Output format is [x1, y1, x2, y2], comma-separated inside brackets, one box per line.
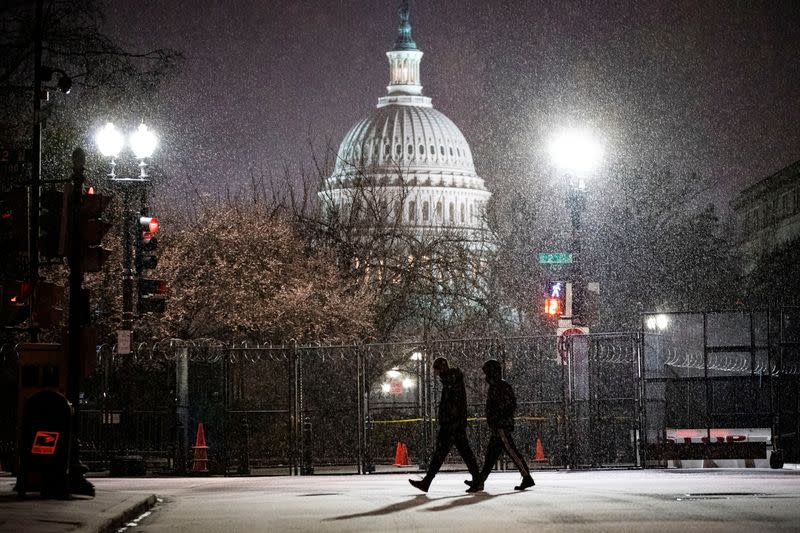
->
[121, 186, 134, 329]
[28, 0, 44, 341]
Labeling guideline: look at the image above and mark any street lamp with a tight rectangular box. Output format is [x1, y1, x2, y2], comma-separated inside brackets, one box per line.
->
[94, 121, 158, 336]
[548, 127, 604, 327]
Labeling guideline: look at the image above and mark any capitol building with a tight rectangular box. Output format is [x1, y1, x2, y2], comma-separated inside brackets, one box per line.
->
[319, 3, 492, 247]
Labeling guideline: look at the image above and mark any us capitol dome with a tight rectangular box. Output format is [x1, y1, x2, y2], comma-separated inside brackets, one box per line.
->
[319, 2, 492, 243]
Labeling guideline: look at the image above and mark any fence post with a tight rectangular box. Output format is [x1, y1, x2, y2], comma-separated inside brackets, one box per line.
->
[175, 346, 189, 475]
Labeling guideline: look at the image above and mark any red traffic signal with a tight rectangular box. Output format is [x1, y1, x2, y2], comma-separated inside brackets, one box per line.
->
[140, 216, 158, 234]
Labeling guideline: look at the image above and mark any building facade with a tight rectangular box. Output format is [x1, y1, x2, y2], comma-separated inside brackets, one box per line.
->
[732, 160, 800, 271]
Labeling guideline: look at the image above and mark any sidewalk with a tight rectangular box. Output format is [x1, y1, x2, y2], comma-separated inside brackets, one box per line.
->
[0, 477, 155, 533]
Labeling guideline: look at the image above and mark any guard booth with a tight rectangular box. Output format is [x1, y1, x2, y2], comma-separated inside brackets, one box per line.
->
[640, 311, 780, 468]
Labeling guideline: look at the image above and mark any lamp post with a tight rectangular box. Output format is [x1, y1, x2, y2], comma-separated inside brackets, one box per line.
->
[94, 122, 158, 334]
[548, 127, 603, 327]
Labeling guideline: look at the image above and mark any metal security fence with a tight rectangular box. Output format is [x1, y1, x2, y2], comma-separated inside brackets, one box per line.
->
[2, 320, 797, 475]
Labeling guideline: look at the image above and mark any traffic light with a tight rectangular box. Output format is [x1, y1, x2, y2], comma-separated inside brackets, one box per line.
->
[39, 189, 69, 259]
[32, 281, 65, 329]
[0, 188, 28, 255]
[544, 280, 565, 317]
[79, 190, 112, 273]
[136, 213, 166, 314]
[1, 280, 32, 326]
[136, 216, 159, 272]
[138, 278, 166, 314]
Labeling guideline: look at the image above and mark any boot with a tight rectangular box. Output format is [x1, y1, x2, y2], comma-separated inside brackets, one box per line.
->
[514, 475, 535, 491]
[409, 478, 431, 493]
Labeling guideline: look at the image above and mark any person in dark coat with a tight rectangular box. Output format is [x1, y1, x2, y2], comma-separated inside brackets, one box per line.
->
[409, 357, 481, 492]
[466, 359, 534, 492]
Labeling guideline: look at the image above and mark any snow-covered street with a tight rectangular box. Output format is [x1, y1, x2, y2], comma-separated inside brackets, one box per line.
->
[96, 469, 800, 532]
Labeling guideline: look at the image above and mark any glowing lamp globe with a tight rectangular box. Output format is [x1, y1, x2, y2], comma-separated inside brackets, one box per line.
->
[548, 128, 604, 177]
[130, 123, 158, 159]
[96, 122, 124, 158]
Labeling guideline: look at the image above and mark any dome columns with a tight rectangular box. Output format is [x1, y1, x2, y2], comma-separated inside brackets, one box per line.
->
[387, 50, 423, 96]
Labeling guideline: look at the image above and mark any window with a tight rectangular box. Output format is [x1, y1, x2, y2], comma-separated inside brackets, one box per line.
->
[407, 144, 413, 155]
[435, 201, 443, 221]
[408, 201, 416, 221]
[449, 203, 455, 222]
[449, 147, 453, 156]
[430, 145, 435, 156]
[419, 144, 425, 155]
[422, 201, 429, 221]
[385, 144, 391, 156]
[460, 204, 465, 223]
[440, 146, 445, 156]
[396, 144, 402, 155]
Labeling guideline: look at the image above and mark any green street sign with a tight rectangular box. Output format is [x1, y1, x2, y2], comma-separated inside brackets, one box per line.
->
[538, 252, 573, 265]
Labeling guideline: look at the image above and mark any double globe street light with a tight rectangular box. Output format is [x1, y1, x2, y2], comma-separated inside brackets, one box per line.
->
[94, 122, 159, 340]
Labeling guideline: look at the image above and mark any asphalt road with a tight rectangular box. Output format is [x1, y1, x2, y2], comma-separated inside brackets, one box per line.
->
[104, 469, 800, 533]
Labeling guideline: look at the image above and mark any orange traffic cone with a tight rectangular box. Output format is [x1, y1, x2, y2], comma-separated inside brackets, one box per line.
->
[394, 442, 409, 467]
[192, 422, 209, 473]
[533, 438, 547, 462]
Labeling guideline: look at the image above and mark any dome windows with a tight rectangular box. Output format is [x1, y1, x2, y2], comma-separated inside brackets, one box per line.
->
[419, 144, 425, 155]
[407, 144, 413, 156]
[440, 145, 445, 156]
[430, 145, 435, 157]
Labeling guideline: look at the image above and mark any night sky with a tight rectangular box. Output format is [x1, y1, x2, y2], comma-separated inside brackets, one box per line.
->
[102, 0, 800, 208]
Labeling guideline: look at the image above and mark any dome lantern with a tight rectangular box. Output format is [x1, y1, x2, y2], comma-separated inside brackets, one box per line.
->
[385, 1, 424, 98]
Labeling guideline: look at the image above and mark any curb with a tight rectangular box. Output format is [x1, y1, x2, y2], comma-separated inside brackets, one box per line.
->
[97, 493, 157, 533]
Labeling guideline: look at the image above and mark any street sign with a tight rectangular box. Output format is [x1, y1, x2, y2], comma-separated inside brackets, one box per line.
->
[538, 252, 572, 264]
[0, 147, 31, 180]
[117, 330, 132, 355]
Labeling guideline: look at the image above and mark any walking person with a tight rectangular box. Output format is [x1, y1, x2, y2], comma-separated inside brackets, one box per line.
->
[466, 359, 535, 492]
[409, 357, 481, 492]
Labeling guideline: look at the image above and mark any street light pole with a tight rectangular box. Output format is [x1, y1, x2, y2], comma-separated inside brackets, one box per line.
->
[94, 122, 157, 335]
[548, 127, 603, 327]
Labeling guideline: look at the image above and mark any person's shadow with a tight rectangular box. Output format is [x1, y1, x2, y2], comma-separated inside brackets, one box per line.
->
[325, 494, 460, 521]
[423, 490, 521, 512]
[325, 491, 521, 521]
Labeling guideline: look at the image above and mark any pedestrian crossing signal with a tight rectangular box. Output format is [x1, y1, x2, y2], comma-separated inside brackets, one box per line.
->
[545, 297, 562, 316]
[544, 281, 565, 317]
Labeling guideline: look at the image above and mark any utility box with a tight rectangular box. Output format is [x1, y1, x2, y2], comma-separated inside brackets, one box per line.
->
[16, 390, 73, 498]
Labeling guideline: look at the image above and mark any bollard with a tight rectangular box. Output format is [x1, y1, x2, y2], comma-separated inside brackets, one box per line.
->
[238, 419, 251, 475]
[363, 416, 375, 474]
[300, 417, 314, 475]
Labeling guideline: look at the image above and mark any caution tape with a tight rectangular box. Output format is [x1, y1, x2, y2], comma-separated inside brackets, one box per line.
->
[371, 415, 551, 425]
